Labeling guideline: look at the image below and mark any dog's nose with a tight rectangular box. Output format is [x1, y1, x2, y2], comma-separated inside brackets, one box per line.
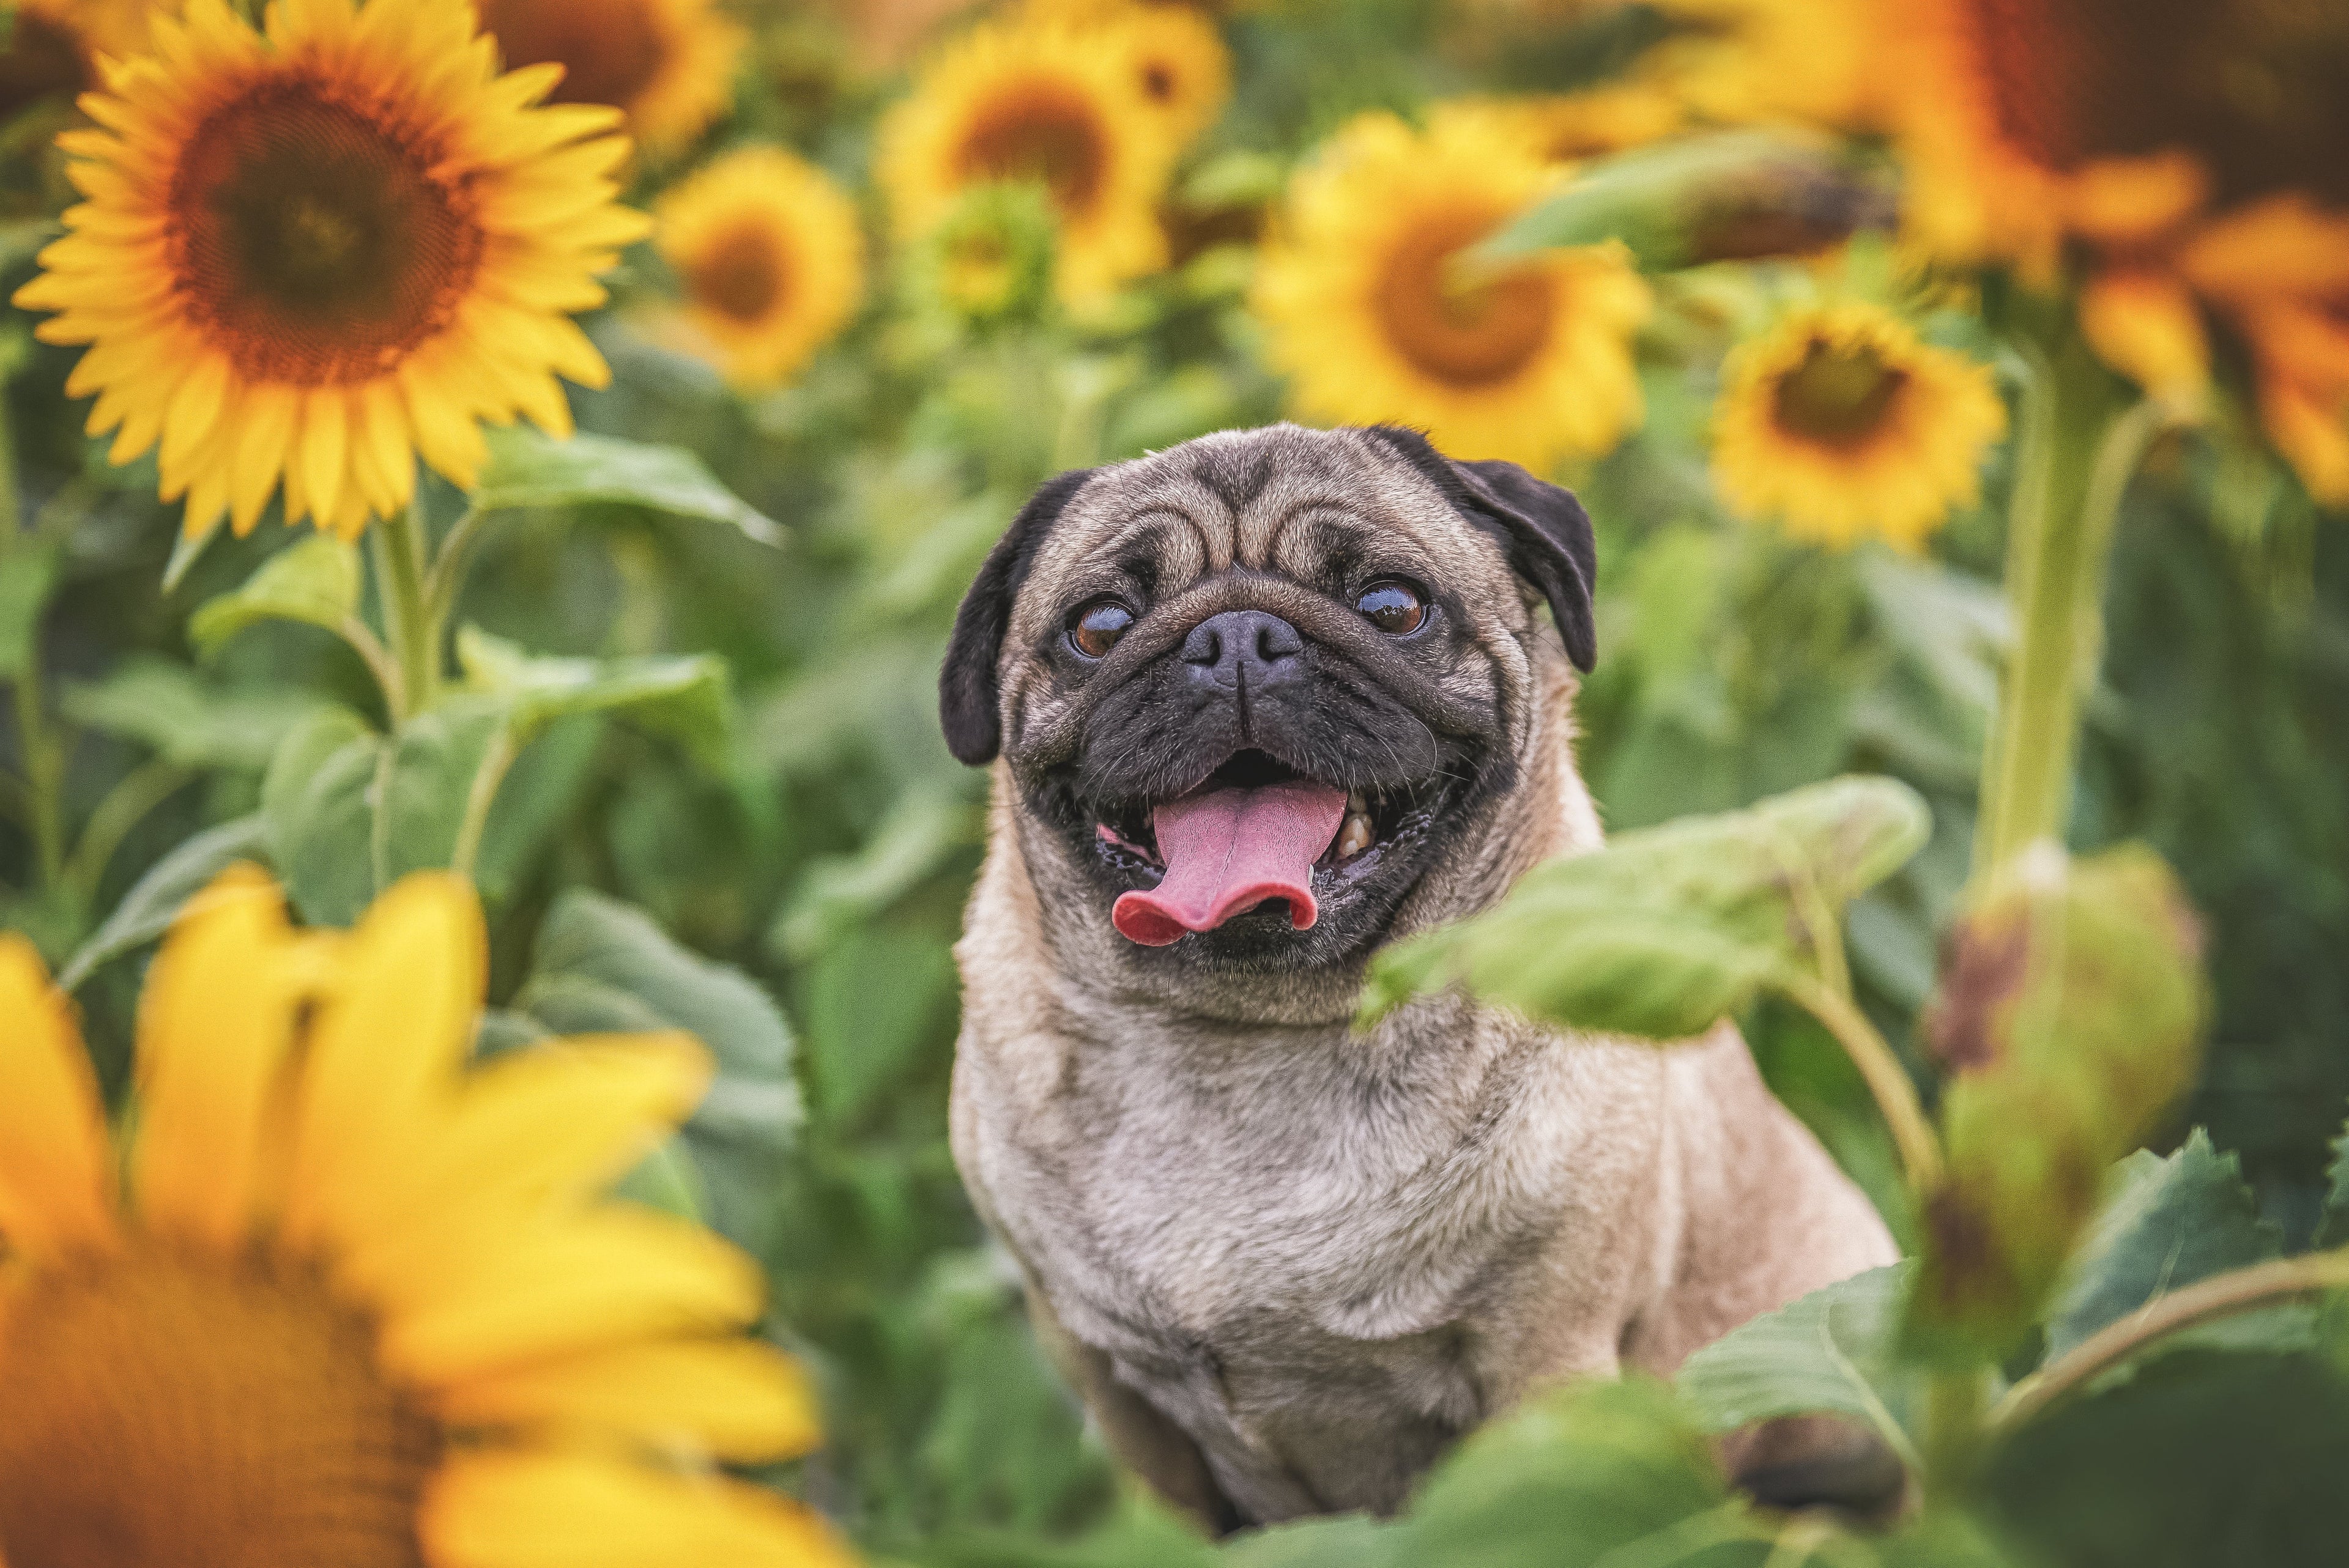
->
[1181, 609, 1304, 690]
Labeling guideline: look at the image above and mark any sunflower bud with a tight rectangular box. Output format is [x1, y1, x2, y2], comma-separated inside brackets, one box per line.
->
[1908, 843, 2209, 1356]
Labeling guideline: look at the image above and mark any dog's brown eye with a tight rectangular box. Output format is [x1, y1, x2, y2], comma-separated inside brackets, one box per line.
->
[1069, 599, 1135, 659]
[1356, 580, 1427, 635]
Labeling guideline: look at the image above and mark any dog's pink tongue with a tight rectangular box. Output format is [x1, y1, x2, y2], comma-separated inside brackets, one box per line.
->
[1112, 780, 1347, 946]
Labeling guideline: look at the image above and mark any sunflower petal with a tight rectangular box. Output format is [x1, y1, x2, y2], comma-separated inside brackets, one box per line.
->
[0, 937, 119, 1258]
[422, 1452, 856, 1568]
[432, 1338, 820, 1461]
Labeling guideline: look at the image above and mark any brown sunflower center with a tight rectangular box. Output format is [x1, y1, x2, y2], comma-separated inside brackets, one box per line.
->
[0, 1247, 439, 1568]
[688, 221, 790, 322]
[1374, 212, 1555, 389]
[954, 83, 1108, 218]
[1140, 59, 1177, 104]
[169, 82, 486, 387]
[0, 12, 91, 122]
[477, 0, 671, 114]
[1959, 0, 2349, 206]
[1772, 338, 1907, 448]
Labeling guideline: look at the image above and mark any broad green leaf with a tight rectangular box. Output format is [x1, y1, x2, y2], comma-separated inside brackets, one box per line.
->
[2043, 1133, 2305, 1365]
[187, 533, 362, 655]
[515, 889, 802, 1249]
[54, 815, 268, 989]
[1395, 1377, 1754, 1568]
[64, 658, 327, 771]
[1475, 129, 1890, 271]
[800, 922, 957, 1126]
[261, 701, 505, 926]
[1358, 775, 1929, 1038]
[610, 1136, 709, 1222]
[1984, 1350, 2349, 1568]
[0, 538, 60, 678]
[472, 426, 781, 543]
[770, 783, 981, 960]
[1678, 1263, 1918, 1462]
[455, 624, 730, 769]
[1912, 845, 2210, 1357]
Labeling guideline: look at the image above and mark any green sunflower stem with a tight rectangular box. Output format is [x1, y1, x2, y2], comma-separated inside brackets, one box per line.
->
[374, 499, 440, 722]
[1975, 333, 2163, 873]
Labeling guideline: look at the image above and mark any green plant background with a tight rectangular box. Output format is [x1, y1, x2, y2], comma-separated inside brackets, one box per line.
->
[4, 1, 2348, 1562]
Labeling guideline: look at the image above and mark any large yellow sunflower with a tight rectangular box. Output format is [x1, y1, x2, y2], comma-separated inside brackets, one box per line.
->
[651, 146, 864, 390]
[1251, 109, 1652, 470]
[0, 865, 849, 1568]
[12, 0, 650, 544]
[876, 14, 1176, 303]
[1711, 300, 2006, 550]
[475, 0, 745, 157]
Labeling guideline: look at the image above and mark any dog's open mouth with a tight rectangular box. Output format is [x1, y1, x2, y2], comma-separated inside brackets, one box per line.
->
[1089, 750, 1447, 946]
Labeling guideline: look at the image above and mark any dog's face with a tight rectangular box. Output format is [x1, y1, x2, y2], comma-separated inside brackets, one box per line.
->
[940, 423, 1598, 993]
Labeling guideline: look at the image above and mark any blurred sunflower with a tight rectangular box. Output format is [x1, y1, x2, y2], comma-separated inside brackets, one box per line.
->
[1105, 2, 1232, 147]
[915, 180, 1059, 325]
[1252, 109, 1651, 470]
[0, 865, 848, 1568]
[1500, 82, 1681, 166]
[1712, 300, 2006, 550]
[877, 15, 1176, 303]
[475, 0, 744, 157]
[1641, 0, 1892, 132]
[11, 0, 648, 544]
[0, 0, 173, 117]
[652, 147, 863, 390]
[1897, 0, 2349, 276]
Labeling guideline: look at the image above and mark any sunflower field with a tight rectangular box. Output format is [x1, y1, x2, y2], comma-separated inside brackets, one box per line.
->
[1, 0, 2347, 1564]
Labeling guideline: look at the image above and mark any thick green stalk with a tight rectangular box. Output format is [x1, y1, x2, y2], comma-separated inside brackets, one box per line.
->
[373, 498, 440, 720]
[1975, 338, 2162, 871]
[1923, 1366, 1991, 1504]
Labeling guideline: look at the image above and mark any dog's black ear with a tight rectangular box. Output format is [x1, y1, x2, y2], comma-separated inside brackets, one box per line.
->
[1364, 426, 1598, 672]
[940, 468, 1096, 766]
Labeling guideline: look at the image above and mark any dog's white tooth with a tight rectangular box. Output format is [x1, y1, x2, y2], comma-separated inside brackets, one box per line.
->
[1337, 812, 1373, 861]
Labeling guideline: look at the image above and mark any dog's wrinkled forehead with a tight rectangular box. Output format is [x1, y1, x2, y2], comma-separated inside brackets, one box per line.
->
[1004, 425, 1526, 647]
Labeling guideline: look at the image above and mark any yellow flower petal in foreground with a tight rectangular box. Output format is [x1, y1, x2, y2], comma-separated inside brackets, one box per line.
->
[0, 868, 843, 1568]
[0, 0, 174, 119]
[651, 146, 864, 390]
[878, 12, 1178, 303]
[1712, 300, 2006, 550]
[1252, 108, 1651, 470]
[475, 0, 746, 156]
[12, 0, 650, 544]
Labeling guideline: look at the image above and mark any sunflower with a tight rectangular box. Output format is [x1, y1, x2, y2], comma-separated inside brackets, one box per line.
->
[1091, 2, 1232, 147]
[1640, 0, 1894, 133]
[651, 146, 863, 390]
[475, 0, 745, 157]
[877, 14, 1176, 303]
[1251, 109, 1652, 470]
[1483, 82, 1681, 167]
[1893, 0, 2349, 278]
[1711, 301, 2006, 550]
[11, 0, 649, 544]
[0, 865, 848, 1568]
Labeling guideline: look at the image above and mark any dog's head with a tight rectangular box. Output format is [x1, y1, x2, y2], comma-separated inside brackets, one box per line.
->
[940, 423, 1600, 999]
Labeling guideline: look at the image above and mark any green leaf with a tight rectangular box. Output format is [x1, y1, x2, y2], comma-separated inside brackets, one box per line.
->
[2043, 1133, 2305, 1365]
[514, 890, 803, 1250]
[187, 533, 362, 656]
[260, 701, 506, 926]
[0, 538, 61, 679]
[1475, 129, 1891, 271]
[1358, 775, 1930, 1040]
[54, 815, 268, 989]
[1678, 1263, 1918, 1464]
[2315, 1117, 2349, 1248]
[64, 658, 327, 771]
[455, 624, 730, 770]
[472, 426, 781, 543]
[770, 783, 981, 961]
[1984, 1350, 2349, 1568]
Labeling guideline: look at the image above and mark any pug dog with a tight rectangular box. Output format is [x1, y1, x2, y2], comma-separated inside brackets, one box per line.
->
[938, 423, 1898, 1530]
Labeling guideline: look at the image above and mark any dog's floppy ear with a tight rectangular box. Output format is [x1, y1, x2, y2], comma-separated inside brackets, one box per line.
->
[940, 467, 1096, 765]
[1364, 426, 1598, 672]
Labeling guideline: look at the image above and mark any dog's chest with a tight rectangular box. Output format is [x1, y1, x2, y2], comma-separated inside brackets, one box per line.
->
[962, 999, 1660, 1517]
